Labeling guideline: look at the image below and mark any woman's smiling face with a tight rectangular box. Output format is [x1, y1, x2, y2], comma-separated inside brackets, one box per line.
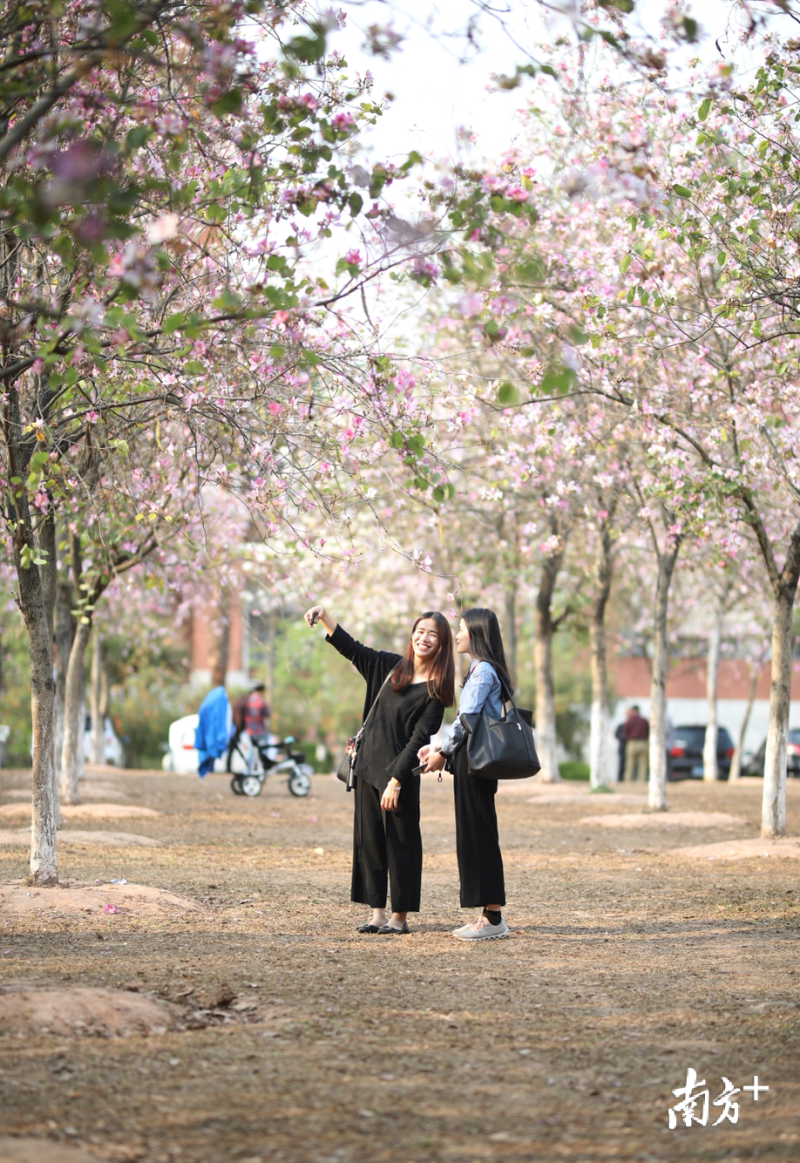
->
[412, 617, 441, 664]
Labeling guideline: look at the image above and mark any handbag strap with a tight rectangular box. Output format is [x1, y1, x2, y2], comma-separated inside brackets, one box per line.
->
[346, 667, 396, 792]
[362, 666, 396, 730]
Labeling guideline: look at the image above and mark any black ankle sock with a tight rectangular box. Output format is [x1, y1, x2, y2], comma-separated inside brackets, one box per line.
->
[484, 909, 502, 926]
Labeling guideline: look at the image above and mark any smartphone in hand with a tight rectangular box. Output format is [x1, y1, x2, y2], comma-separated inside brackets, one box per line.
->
[411, 764, 425, 775]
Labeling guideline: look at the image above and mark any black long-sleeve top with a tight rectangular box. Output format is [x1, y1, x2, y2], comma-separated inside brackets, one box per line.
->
[326, 624, 446, 793]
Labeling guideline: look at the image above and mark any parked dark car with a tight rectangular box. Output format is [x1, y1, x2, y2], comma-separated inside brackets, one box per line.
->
[669, 725, 735, 781]
[742, 729, 800, 778]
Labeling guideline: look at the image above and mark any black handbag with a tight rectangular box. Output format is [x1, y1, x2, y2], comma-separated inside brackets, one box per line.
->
[337, 669, 396, 791]
[459, 696, 540, 780]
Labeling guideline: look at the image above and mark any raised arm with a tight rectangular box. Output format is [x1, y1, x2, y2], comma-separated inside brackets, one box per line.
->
[304, 604, 336, 635]
[304, 603, 399, 682]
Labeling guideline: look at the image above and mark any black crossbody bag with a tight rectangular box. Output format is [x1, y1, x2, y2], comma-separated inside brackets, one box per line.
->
[337, 668, 396, 791]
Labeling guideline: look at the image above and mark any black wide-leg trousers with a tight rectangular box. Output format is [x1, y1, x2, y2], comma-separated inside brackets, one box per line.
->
[453, 749, 506, 908]
[351, 775, 422, 913]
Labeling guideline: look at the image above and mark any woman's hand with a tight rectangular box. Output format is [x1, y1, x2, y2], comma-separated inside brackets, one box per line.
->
[304, 605, 335, 634]
[381, 779, 401, 811]
[417, 744, 431, 763]
[421, 748, 446, 773]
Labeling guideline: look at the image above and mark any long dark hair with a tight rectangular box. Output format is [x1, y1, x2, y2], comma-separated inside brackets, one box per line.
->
[462, 607, 514, 699]
[391, 611, 455, 707]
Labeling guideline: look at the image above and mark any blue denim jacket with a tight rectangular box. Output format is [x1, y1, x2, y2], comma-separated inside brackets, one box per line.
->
[445, 660, 504, 754]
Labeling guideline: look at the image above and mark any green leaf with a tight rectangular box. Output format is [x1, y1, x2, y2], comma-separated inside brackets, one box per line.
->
[432, 486, 445, 503]
[211, 89, 243, 117]
[619, 254, 632, 275]
[162, 312, 189, 335]
[183, 360, 206, 376]
[672, 184, 693, 199]
[348, 192, 363, 217]
[540, 368, 576, 395]
[717, 251, 727, 266]
[126, 126, 151, 150]
[389, 431, 404, 449]
[698, 98, 711, 122]
[497, 382, 518, 405]
[285, 24, 326, 64]
[568, 325, 589, 346]
[212, 288, 243, 313]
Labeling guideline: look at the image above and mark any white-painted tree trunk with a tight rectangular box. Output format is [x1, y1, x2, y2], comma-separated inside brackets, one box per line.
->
[60, 620, 91, 806]
[54, 579, 74, 798]
[36, 509, 61, 830]
[589, 522, 614, 789]
[648, 541, 680, 811]
[729, 668, 758, 782]
[534, 632, 559, 782]
[90, 630, 104, 764]
[761, 588, 793, 838]
[533, 553, 562, 783]
[702, 616, 722, 781]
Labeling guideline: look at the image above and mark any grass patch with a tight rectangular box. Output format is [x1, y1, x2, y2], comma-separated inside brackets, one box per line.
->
[558, 760, 590, 781]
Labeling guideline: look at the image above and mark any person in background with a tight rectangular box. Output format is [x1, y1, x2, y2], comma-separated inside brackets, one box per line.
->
[195, 665, 233, 777]
[622, 703, 649, 782]
[615, 710, 629, 782]
[244, 683, 270, 739]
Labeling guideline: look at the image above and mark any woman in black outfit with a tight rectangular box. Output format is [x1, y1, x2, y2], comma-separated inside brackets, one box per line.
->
[304, 604, 454, 933]
[419, 608, 513, 941]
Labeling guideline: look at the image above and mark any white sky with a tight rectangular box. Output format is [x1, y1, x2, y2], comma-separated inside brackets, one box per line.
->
[322, 0, 775, 169]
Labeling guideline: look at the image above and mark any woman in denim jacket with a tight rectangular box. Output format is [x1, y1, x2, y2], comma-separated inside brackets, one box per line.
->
[419, 607, 512, 941]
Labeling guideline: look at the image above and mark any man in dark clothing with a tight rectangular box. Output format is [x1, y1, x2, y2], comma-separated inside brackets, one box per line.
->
[622, 704, 649, 782]
[615, 719, 627, 782]
[243, 683, 270, 739]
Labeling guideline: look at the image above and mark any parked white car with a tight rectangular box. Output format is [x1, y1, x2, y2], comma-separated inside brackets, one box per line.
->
[162, 714, 231, 775]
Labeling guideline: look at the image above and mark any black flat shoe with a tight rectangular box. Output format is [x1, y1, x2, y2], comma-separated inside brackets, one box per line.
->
[356, 922, 382, 933]
[378, 922, 410, 934]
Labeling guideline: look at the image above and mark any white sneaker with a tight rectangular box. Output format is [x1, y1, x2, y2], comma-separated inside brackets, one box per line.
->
[453, 915, 509, 941]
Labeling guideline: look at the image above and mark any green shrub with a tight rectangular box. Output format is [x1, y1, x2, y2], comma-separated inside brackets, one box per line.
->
[558, 760, 590, 781]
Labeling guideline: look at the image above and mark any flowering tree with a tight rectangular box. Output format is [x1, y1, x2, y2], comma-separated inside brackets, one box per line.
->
[422, 37, 800, 828]
[0, 0, 439, 882]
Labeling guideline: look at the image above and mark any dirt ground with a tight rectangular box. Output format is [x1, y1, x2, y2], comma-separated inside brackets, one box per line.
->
[1, 765, 799, 1163]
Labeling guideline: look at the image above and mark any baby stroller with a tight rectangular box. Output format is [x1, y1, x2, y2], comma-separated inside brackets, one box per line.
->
[227, 732, 313, 797]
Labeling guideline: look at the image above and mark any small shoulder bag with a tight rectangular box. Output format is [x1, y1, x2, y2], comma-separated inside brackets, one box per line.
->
[459, 694, 540, 780]
[337, 668, 396, 791]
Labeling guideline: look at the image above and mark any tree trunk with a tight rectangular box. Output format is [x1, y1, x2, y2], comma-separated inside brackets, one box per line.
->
[211, 584, 232, 680]
[729, 667, 758, 782]
[761, 586, 794, 837]
[5, 373, 58, 882]
[533, 553, 561, 783]
[54, 579, 75, 784]
[90, 630, 104, 764]
[504, 584, 517, 688]
[589, 523, 614, 789]
[60, 620, 91, 805]
[36, 509, 62, 828]
[648, 542, 680, 811]
[702, 614, 722, 781]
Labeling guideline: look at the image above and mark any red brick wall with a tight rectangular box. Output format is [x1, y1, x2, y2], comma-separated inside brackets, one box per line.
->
[610, 656, 800, 700]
